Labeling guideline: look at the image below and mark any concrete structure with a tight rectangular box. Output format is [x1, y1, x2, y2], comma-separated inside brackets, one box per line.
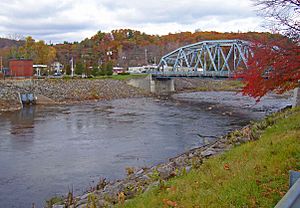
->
[293, 82, 300, 107]
[9, 59, 33, 77]
[150, 77, 175, 94]
[127, 74, 175, 94]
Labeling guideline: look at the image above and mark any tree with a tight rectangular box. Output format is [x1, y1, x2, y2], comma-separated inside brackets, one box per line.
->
[18, 36, 56, 64]
[254, 0, 300, 40]
[75, 61, 84, 75]
[237, 37, 300, 100]
[237, 0, 300, 100]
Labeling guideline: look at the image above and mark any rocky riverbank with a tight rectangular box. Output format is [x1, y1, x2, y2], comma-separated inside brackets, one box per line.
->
[0, 78, 244, 112]
[0, 79, 151, 111]
[48, 107, 293, 208]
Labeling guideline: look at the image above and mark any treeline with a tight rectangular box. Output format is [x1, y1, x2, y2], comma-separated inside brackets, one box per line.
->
[0, 29, 282, 73]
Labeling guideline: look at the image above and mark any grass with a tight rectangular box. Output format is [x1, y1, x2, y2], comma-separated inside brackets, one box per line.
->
[194, 79, 244, 92]
[118, 108, 300, 208]
[60, 74, 148, 81]
[90, 74, 148, 81]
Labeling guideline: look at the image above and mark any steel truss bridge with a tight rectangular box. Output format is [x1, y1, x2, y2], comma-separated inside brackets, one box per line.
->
[155, 39, 252, 78]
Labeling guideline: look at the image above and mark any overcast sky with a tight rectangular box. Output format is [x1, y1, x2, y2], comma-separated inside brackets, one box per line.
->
[0, 0, 266, 43]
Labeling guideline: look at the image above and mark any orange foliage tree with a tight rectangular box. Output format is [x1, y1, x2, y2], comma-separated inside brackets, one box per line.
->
[237, 38, 300, 100]
[236, 0, 300, 100]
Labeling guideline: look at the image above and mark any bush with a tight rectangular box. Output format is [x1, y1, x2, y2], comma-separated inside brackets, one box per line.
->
[119, 72, 130, 75]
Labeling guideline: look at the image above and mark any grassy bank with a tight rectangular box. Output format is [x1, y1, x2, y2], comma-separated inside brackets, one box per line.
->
[89, 74, 148, 81]
[119, 108, 300, 208]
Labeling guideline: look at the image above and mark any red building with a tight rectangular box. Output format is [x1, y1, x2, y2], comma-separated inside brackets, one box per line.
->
[9, 59, 33, 77]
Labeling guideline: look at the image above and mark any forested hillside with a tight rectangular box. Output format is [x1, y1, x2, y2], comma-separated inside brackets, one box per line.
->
[0, 30, 281, 71]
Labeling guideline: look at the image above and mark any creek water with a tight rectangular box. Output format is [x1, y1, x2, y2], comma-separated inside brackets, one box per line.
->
[0, 92, 292, 207]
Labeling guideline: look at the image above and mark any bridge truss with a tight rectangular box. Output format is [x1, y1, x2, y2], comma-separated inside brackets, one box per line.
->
[157, 39, 252, 77]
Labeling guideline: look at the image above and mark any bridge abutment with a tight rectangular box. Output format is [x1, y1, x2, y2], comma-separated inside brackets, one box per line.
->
[293, 81, 300, 107]
[150, 76, 175, 94]
[127, 75, 175, 94]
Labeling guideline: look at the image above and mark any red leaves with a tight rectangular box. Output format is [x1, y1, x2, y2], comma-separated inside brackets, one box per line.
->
[224, 163, 230, 170]
[235, 37, 300, 101]
[163, 198, 178, 207]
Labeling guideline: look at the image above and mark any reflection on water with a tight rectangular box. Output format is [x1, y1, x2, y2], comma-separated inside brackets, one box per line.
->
[10, 107, 35, 136]
[0, 95, 290, 208]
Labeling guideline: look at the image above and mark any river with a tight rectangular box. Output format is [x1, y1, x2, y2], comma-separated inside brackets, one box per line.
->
[0, 92, 292, 207]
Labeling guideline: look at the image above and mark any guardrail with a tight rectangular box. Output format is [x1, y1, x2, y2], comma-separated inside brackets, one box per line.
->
[275, 170, 300, 208]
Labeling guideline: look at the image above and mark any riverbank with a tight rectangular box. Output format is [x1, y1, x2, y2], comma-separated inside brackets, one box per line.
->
[0, 77, 244, 112]
[118, 107, 300, 208]
[0, 78, 151, 111]
[48, 107, 299, 208]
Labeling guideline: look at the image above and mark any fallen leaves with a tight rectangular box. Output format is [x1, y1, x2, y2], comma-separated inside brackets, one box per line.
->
[163, 199, 177, 207]
[224, 163, 230, 170]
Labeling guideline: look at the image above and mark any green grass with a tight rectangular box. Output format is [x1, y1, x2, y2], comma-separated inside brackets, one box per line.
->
[60, 74, 148, 81]
[90, 74, 148, 81]
[118, 108, 300, 208]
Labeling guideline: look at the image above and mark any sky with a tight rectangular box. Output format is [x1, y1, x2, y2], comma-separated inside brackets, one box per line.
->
[0, 0, 266, 43]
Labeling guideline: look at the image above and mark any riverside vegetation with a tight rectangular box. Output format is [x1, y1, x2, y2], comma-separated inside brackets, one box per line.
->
[117, 107, 300, 208]
[48, 106, 300, 208]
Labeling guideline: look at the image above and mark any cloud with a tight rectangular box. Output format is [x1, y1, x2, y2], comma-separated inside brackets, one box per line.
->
[0, 0, 266, 43]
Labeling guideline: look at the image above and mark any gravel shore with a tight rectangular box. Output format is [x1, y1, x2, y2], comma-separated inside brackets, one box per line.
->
[0, 79, 151, 111]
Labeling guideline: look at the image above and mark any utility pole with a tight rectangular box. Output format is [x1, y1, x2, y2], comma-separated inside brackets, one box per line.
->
[144, 49, 148, 65]
[0, 56, 3, 72]
[70, 57, 74, 77]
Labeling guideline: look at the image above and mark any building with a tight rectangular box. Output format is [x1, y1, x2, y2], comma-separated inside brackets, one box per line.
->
[51, 62, 64, 74]
[9, 59, 33, 77]
[33, 64, 48, 76]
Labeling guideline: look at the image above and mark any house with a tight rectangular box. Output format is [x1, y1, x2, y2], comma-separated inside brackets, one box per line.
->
[51, 62, 64, 74]
[9, 59, 33, 77]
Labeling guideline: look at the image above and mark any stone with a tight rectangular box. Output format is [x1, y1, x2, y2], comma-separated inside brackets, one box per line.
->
[201, 149, 217, 157]
[157, 165, 175, 179]
[80, 193, 90, 200]
[52, 205, 64, 208]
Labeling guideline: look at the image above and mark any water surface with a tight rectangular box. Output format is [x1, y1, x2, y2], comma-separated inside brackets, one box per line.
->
[0, 94, 291, 207]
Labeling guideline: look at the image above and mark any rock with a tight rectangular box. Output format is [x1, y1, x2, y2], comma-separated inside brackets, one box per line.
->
[201, 149, 217, 157]
[185, 166, 192, 173]
[52, 205, 64, 208]
[157, 165, 175, 179]
[79, 193, 90, 200]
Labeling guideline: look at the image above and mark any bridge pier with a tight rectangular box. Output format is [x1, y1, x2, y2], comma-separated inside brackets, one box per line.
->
[293, 81, 300, 107]
[150, 76, 175, 94]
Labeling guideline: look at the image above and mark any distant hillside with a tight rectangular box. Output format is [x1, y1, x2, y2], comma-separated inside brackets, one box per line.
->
[54, 30, 282, 70]
[0, 38, 24, 49]
[0, 30, 282, 70]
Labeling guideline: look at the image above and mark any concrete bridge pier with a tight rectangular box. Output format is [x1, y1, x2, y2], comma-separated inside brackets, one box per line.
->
[293, 82, 300, 107]
[127, 74, 175, 94]
[150, 76, 175, 94]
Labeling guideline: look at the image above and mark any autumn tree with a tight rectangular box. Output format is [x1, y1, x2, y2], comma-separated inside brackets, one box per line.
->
[18, 36, 56, 65]
[254, 0, 300, 40]
[237, 0, 300, 100]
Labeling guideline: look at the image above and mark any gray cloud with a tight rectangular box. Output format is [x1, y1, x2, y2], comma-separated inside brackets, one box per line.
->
[0, 0, 265, 43]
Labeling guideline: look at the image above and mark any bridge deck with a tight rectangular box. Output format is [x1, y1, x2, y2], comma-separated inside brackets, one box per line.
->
[150, 71, 234, 79]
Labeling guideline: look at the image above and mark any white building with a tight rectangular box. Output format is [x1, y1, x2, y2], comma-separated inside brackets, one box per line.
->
[51, 62, 64, 73]
[33, 64, 47, 76]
